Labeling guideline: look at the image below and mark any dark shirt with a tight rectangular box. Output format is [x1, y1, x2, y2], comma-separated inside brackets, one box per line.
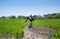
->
[26, 16, 34, 22]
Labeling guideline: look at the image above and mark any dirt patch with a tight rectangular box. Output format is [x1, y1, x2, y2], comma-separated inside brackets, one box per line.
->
[0, 27, 56, 39]
[22, 27, 56, 39]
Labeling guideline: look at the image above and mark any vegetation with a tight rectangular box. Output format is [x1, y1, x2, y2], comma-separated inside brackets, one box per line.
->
[33, 19, 60, 39]
[0, 13, 60, 39]
[44, 13, 60, 19]
[0, 13, 60, 19]
[0, 19, 60, 38]
[0, 19, 27, 38]
[33, 19, 60, 29]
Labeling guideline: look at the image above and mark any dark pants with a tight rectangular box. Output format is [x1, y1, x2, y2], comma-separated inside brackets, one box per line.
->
[29, 21, 32, 28]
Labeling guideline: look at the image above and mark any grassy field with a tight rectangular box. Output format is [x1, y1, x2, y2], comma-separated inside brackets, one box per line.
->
[0, 19, 27, 38]
[33, 19, 60, 39]
[0, 19, 60, 39]
[33, 19, 60, 28]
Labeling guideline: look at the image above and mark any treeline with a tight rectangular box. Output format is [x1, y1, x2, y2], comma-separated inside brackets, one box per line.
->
[0, 13, 60, 19]
[0, 16, 26, 19]
[44, 13, 60, 19]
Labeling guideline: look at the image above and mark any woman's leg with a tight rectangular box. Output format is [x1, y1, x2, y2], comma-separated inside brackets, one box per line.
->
[29, 21, 32, 28]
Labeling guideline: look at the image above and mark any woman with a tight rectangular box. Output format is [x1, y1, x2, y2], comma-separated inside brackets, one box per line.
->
[25, 15, 35, 28]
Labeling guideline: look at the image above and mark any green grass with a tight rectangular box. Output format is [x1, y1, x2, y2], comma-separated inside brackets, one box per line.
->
[33, 19, 60, 39]
[33, 19, 60, 28]
[0, 19, 60, 39]
[0, 19, 28, 38]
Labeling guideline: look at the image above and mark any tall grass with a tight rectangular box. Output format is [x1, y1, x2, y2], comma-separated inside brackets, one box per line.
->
[0, 19, 60, 39]
[33, 19, 60, 39]
[0, 19, 28, 38]
[33, 19, 60, 29]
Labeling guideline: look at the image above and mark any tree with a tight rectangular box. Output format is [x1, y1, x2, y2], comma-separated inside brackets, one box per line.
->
[17, 16, 26, 19]
[10, 16, 16, 19]
[22, 16, 26, 19]
[33, 15, 38, 19]
[37, 15, 44, 19]
[56, 13, 60, 18]
[17, 16, 22, 19]
[1, 16, 6, 19]
[44, 13, 60, 19]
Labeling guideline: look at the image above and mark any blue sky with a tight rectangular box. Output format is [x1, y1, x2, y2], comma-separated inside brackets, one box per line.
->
[0, 0, 60, 17]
